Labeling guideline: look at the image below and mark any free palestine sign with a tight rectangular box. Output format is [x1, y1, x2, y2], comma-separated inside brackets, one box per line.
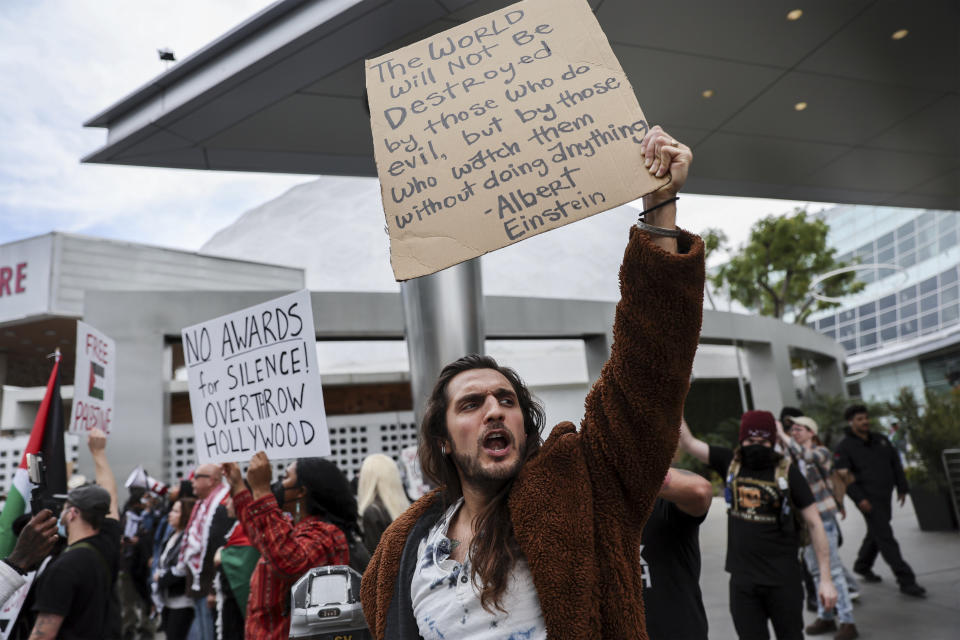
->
[180, 290, 330, 464]
[366, 0, 667, 280]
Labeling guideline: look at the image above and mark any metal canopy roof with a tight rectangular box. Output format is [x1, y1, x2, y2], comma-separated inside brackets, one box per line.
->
[83, 0, 959, 209]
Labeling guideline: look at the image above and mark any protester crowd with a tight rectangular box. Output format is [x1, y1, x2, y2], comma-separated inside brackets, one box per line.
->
[0, 128, 932, 640]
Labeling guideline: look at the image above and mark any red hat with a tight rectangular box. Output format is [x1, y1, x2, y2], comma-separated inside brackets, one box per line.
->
[739, 410, 776, 444]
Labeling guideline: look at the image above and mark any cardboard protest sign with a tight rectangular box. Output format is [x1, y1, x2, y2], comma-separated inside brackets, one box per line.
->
[70, 321, 115, 434]
[366, 0, 668, 280]
[180, 290, 330, 464]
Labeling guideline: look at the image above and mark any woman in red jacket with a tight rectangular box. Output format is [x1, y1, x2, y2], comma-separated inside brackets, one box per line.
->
[222, 453, 352, 640]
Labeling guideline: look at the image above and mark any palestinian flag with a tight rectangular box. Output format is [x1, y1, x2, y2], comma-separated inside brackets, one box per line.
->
[88, 361, 105, 400]
[0, 354, 67, 558]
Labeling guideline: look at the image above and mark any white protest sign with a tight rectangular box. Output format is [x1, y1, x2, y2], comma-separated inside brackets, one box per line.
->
[69, 321, 115, 434]
[180, 290, 330, 464]
[366, 0, 668, 280]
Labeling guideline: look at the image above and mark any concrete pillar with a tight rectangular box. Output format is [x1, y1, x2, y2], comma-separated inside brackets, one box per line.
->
[742, 341, 796, 416]
[812, 356, 847, 398]
[584, 332, 612, 386]
[401, 259, 485, 424]
[80, 306, 166, 501]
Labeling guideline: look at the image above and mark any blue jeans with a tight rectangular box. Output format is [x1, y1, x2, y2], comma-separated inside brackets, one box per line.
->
[804, 517, 855, 624]
[191, 597, 215, 640]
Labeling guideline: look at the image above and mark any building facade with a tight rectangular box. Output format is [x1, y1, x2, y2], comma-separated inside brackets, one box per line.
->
[807, 206, 960, 404]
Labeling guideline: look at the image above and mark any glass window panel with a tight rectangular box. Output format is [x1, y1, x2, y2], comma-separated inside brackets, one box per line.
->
[942, 267, 958, 285]
[901, 302, 917, 318]
[880, 309, 897, 326]
[917, 226, 936, 246]
[879, 294, 897, 310]
[859, 269, 876, 284]
[839, 309, 857, 323]
[877, 231, 895, 248]
[855, 242, 874, 257]
[858, 302, 876, 316]
[880, 326, 898, 342]
[899, 251, 916, 267]
[921, 294, 938, 312]
[839, 323, 856, 339]
[876, 247, 895, 263]
[806, 322, 816, 330]
[837, 252, 853, 264]
[938, 213, 956, 233]
[943, 285, 959, 305]
[898, 236, 916, 253]
[859, 332, 877, 349]
[939, 229, 957, 252]
[823, 329, 837, 340]
[942, 304, 959, 326]
[899, 285, 917, 302]
[920, 311, 939, 332]
[878, 267, 899, 280]
[920, 276, 938, 295]
[818, 316, 836, 329]
[842, 339, 857, 353]
[860, 316, 876, 331]
[900, 318, 918, 337]
[897, 219, 915, 236]
[918, 211, 936, 228]
[917, 243, 935, 263]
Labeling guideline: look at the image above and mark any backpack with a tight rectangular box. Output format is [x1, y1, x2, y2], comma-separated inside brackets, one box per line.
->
[726, 453, 810, 546]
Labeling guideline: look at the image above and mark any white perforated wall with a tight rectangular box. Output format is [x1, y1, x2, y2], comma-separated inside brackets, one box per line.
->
[165, 411, 417, 483]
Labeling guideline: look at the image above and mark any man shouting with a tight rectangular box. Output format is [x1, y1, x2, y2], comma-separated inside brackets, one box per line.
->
[361, 126, 704, 640]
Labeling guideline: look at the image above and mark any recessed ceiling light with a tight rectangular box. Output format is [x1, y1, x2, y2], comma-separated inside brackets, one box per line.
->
[44, 329, 57, 336]
[787, 9, 803, 21]
[3, 330, 14, 337]
[702, 89, 715, 98]
[891, 29, 908, 40]
[794, 102, 808, 111]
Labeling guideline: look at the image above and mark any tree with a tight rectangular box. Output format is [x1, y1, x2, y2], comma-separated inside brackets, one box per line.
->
[710, 208, 863, 324]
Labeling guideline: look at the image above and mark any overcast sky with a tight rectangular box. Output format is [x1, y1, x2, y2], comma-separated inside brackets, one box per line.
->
[0, 0, 832, 262]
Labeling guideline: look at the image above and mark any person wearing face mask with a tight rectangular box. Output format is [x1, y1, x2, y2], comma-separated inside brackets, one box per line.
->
[29, 428, 122, 640]
[679, 412, 837, 640]
[221, 452, 353, 640]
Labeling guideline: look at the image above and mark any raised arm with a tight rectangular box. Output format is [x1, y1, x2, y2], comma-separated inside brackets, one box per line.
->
[224, 454, 344, 577]
[88, 428, 118, 520]
[659, 468, 713, 518]
[678, 419, 710, 465]
[579, 126, 704, 525]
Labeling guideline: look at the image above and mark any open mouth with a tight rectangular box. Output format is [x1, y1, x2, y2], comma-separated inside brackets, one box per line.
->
[481, 429, 512, 457]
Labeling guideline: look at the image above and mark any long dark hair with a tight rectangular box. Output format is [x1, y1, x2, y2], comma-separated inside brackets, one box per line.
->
[419, 354, 545, 612]
[296, 457, 359, 535]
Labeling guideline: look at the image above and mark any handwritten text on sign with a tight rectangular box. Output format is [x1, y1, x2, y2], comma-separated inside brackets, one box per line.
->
[70, 322, 115, 434]
[366, 0, 667, 280]
[181, 290, 330, 464]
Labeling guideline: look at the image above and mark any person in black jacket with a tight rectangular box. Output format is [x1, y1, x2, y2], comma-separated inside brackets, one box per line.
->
[833, 404, 926, 597]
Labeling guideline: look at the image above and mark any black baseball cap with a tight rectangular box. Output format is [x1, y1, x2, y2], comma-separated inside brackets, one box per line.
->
[66, 484, 110, 513]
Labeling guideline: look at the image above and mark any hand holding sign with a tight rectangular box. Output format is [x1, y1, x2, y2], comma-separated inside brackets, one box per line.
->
[246, 451, 274, 500]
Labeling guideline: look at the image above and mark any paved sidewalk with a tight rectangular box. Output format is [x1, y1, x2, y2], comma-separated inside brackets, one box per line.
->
[699, 496, 960, 639]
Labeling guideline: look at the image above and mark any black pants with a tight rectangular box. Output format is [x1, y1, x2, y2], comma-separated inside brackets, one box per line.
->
[161, 606, 195, 640]
[729, 578, 803, 640]
[854, 497, 916, 586]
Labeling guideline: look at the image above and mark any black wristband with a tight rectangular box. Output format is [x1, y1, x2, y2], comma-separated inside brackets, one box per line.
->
[638, 195, 678, 220]
[3, 558, 28, 576]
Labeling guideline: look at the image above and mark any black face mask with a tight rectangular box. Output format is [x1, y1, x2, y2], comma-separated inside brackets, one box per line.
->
[270, 480, 287, 509]
[742, 444, 777, 469]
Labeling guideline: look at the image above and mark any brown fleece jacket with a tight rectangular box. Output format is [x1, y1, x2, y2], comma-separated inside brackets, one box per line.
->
[361, 227, 705, 639]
